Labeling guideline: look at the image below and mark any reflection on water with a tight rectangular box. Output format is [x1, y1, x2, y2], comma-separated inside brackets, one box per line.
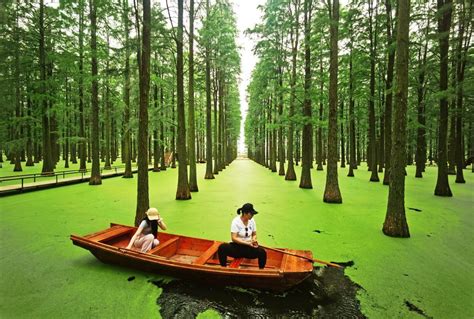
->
[151, 266, 365, 319]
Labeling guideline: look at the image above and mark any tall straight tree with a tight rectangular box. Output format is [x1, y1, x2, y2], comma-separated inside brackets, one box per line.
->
[204, 0, 214, 180]
[176, 0, 191, 200]
[78, 0, 87, 171]
[383, 0, 410, 237]
[300, 0, 313, 188]
[383, 0, 395, 185]
[415, 20, 429, 178]
[348, 12, 356, 177]
[368, 0, 379, 182]
[89, 0, 101, 185]
[122, 0, 133, 178]
[323, 0, 342, 203]
[434, 0, 453, 196]
[454, 1, 469, 184]
[40, 0, 54, 174]
[188, 0, 198, 191]
[285, 0, 300, 181]
[135, 0, 151, 224]
[13, 0, 22, 172]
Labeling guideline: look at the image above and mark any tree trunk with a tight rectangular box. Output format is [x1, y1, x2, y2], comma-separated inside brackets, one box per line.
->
[212, 69, 219, 175]
[415, 27, 429, 178]
[348, 25, 356, 177]
[40, 0, 54, 175]
[300, 0, 313, 188]
[383, 0, 410, 237]
[340, 100, 345, 168]
[454, 4, 467, 183]
[89, 0, 101, 185]
[317, 54, 324, 171]
[78, 0, 86, 171]
[204, 0, 214, 179]
[278, 64, 286, 176]
[122, 0, 133, 178]
[188, 0, 198, 190]
[434, 0, 453, 196]
[135, 0, 151, 223]
[13, 0, 22, 172]
[104, 31, 112, 170]
[285, 0, 300, 181]
[176, 0, 191, 200]
[368, 0, 379, 182]
[160, 85, 167, 171]
[153, 80, 160, 172]
[323, 0, 342, 203]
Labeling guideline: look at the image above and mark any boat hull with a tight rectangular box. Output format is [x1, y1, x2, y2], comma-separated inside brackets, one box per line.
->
[71, 224, 313, 291]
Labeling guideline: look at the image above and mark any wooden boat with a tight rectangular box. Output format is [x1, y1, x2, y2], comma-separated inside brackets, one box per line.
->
[70, 223, 314, 291]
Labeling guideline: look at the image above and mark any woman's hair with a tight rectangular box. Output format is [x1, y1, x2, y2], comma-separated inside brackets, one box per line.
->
[143, 216, 158, 237]
[237, 208, 242, 215]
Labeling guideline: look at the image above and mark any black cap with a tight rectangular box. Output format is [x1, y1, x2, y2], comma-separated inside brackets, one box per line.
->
[237, 203, 258, 215]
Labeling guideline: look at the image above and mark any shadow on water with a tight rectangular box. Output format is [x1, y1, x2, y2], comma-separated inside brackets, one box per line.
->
[151, 265, 365, 319]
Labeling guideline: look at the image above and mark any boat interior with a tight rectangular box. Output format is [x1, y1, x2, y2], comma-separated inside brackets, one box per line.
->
[86, 225, 285, 270]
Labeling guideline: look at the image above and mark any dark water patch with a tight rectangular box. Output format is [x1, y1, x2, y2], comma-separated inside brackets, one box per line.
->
[313, 229, 323, 234]
[408, 207, 422, 212]
[330, 260, 355, 268]
[405, 300, 432, 318]
[127, 276, 135, 282]
[151, 266, 365, 319]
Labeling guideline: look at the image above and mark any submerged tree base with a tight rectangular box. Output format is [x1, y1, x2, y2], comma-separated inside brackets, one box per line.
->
[323, 189, 342, 203]
[89, 176, 102, 185]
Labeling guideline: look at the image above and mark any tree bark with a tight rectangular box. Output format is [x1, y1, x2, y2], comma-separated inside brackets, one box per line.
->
[89, 0, 101, 185]
[348, 22, 356, 177]
[40, 0, 54, 175]
[285, 0, 300, 181]
[135, 0, 151, 223]
[383, 0, 410, 237]
[14, 0, 22, 172]
[204, 0, 214, 179]
[176, 0, 191, 200]
[317, 54, 324, 171]
[434, 0, 453, 196]
[454, 2, 467, 183]
[278, 63, 286, 176]
[368, 0, 379, 182]
[104, 31, 112, 170]
[300, 0, 312, 188]
[122, 0, 133, 178]
[323, 0, 342, 203]
[187, 0, 198, 191]
[415, 27, 429, 178]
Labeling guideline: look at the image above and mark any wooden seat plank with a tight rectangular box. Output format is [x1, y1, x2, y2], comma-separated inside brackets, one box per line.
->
[90, 227, 131, 242]
[193, 241, 220, 265]
[149, 237, 179, 254]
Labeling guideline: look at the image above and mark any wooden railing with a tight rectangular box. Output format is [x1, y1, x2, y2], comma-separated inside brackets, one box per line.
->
[0, 165, 132, 189]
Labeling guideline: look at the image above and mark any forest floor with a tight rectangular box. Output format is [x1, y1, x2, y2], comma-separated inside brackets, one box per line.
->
[0, 159, 473, 318]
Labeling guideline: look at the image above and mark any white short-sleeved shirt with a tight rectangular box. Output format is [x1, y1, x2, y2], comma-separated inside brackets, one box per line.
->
[231, 216, 257, 243]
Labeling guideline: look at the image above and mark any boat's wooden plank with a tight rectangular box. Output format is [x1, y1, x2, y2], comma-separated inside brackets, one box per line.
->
[193, 241, 220, 265]
[149, 237, 180, 255]
[205, 259, 277, 269]
[229, 258, 244, 268]
[89, 226, 131, 242]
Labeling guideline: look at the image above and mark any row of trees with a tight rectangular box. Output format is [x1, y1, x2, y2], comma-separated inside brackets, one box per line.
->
[245, 0, 472, 237]
[0, 0, 242, 221]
